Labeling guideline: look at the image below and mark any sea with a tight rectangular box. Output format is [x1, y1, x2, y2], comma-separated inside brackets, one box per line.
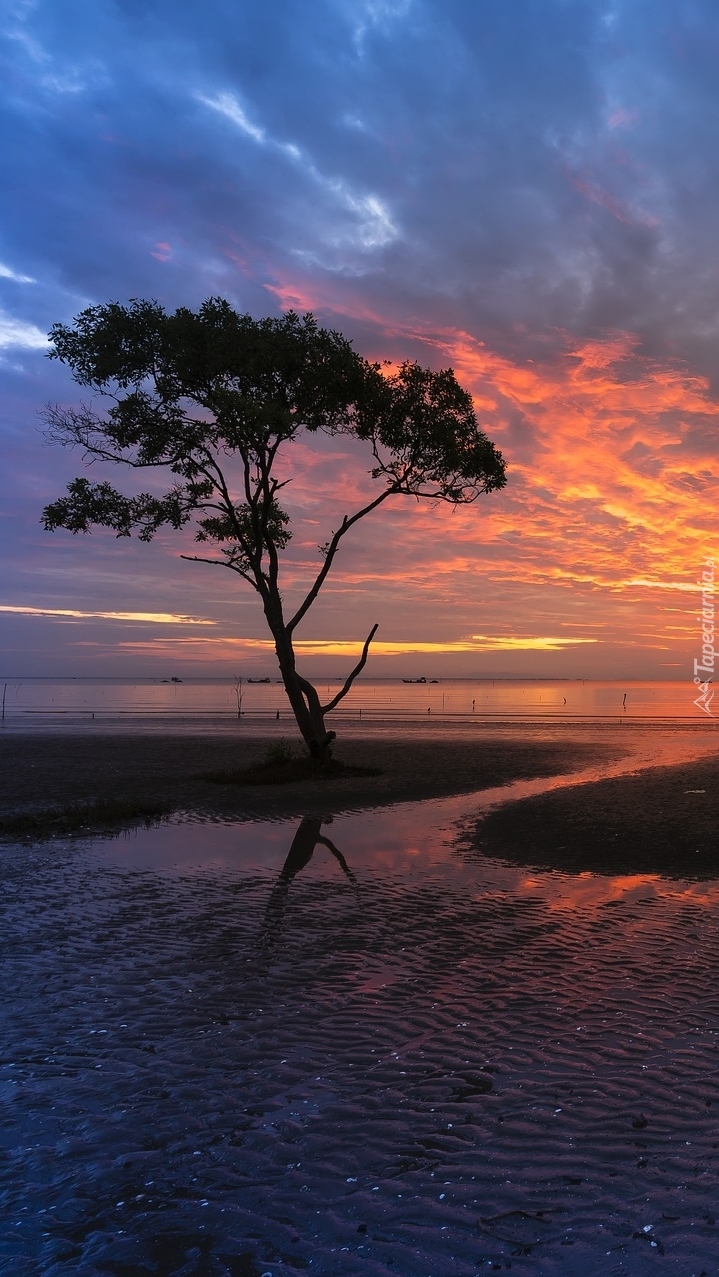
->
[0, 675, 713, 731]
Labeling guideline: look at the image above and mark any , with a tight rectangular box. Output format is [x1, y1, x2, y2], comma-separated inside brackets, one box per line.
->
[42, 299, 506, 759]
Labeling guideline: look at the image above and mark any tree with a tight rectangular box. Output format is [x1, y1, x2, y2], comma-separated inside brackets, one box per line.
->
[42, 298, 506, 760]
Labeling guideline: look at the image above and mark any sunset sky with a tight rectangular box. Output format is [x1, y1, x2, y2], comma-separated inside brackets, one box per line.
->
[1, 0, 718, 679]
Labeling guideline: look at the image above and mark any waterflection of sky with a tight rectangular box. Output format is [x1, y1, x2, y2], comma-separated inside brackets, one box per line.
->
[1, 1, 718, 677]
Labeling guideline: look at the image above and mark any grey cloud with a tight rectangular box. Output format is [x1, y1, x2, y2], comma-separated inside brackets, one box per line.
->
[3, 0, 719, 383]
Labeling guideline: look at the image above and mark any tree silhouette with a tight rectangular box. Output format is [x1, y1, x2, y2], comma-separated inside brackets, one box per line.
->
[43, 299, 506, 758]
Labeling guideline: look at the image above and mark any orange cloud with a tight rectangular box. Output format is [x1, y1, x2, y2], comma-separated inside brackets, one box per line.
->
[236, 292, 717, 673]
[39, 268, 718, 677]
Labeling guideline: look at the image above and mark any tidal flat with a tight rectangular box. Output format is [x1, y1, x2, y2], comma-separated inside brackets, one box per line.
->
[1, 724, 719, 1275]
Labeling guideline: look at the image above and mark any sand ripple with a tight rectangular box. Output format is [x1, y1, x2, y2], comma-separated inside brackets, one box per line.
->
[2, 828, 719, 1275]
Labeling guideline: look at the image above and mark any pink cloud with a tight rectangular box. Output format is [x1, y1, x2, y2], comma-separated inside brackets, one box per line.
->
[608, 107, 639, 129]
[568, 169, 658, 228]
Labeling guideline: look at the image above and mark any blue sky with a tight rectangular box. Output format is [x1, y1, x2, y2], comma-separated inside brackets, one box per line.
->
[1, 0, 718, 679]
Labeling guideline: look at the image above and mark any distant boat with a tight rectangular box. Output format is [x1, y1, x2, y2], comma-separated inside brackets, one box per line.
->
[170, 677, 183, 683]
[402, 677, 427, 683]
[247, 677, 271, 684]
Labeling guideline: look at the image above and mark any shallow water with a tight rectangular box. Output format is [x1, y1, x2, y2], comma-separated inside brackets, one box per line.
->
[98, 726, 719, 877]
[2, 748, 719, 1275]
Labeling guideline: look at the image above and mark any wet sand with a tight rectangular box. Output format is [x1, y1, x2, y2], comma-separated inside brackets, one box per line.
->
[0, 728, 624, 827]
[3, 726, 718, 858]
[3, 726, 719, 1275]
[3, 798, 719, 1274]
[473, 748, 719, 878]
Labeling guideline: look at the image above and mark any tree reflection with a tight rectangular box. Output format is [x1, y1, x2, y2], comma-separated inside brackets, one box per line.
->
[258, 817, 356, 946]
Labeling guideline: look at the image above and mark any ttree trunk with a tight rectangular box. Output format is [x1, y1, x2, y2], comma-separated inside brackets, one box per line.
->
[270, 618, 336, 762]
